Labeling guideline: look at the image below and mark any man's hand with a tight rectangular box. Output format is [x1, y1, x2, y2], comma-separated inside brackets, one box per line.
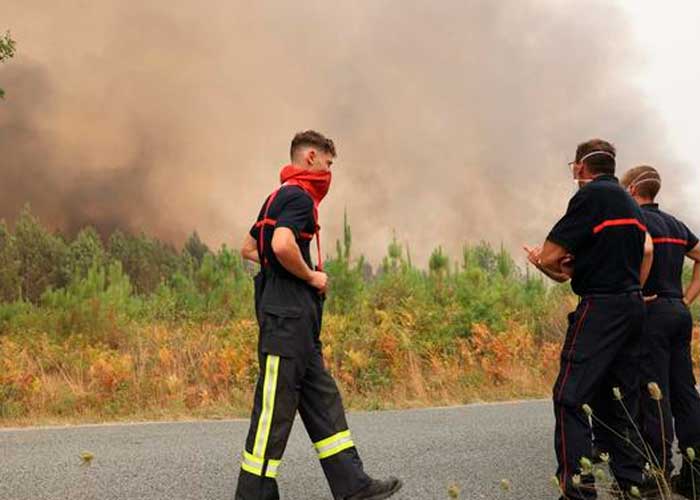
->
[307, 271, 329, 295]
[523, 245, 542, 267]
[644, 295, 658, 303]
[241, 233, 260, 263]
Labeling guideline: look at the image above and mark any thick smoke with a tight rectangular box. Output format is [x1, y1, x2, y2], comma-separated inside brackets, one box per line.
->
[1, 1, 695, 263]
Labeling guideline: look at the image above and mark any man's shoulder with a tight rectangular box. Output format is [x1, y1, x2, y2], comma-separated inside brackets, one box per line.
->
[656, 207, 684, 226]
[656, 208, 694, 237]
[274, 185, 313, 205]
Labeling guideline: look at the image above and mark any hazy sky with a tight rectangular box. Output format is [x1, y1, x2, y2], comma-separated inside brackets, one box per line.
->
[619, 1, 700, 203]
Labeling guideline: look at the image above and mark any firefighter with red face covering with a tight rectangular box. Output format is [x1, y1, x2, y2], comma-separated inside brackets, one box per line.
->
[235, 131, 402, 500]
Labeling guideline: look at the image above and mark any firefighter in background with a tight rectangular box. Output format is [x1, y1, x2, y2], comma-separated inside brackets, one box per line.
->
[235, 130, 402, 500]
[621, 165, 700, 499]
[524, 139, 654, 499]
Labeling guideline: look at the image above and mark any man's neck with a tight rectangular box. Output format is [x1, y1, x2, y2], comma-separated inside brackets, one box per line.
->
[635, 196, 654, 206]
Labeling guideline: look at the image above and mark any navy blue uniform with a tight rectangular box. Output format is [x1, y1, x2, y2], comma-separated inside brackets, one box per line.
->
[547, 175, 647, 499]
[638, 203, 700, 474]
[236, 186, 371, 500]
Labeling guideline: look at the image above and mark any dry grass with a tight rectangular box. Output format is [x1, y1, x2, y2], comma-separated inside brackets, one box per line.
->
[0, 315, 563, 427]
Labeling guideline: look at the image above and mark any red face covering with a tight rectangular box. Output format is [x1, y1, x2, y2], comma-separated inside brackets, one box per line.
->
[279, 164, 332, 208]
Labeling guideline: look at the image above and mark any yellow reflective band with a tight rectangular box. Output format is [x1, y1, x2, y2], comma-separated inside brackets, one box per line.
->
[265, 459, 281, 478]
[253, 355, 280, 458]
[313, 430, 355, 460]
[240, 452, 281, 478]
[241, 452, 263, 476]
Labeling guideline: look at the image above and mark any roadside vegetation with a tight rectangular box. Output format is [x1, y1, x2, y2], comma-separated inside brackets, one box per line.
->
[1, 207, 697, 426]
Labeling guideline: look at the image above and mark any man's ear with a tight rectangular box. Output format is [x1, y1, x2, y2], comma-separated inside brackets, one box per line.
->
[580, 162, 591, 179]
[306, 149, 316, 167]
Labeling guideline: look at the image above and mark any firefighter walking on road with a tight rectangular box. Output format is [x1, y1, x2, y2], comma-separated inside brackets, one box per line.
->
[621, 165, 700, 498]
[525, 139, 654, 499]
[235, 130, 402, 500]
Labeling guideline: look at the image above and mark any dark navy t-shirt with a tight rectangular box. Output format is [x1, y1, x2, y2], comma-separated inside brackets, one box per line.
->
[641, 203, 699, 298]
[547, 175, 647, 296]
[249, 185, 316, 279]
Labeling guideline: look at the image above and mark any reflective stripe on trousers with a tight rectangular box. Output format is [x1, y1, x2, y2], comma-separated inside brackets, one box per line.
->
[313, 430, 355, 460]
[240, 355, 281, 477]
[240, 451, 281, 479]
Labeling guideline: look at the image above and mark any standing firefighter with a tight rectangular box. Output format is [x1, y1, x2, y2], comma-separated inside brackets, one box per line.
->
[524, 139, 654, 499]
[621, 165, 700, 498]
[235, 130, 402, 500]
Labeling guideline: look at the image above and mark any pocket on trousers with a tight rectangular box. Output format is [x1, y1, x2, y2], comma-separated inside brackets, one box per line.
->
[260, 305, 302, 357]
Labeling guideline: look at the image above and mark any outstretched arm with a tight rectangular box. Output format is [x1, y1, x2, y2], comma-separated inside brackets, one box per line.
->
[685, 243, 700, 306]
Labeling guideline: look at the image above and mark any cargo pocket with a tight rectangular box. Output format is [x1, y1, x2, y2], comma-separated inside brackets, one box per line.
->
[260, 305, 302, 358]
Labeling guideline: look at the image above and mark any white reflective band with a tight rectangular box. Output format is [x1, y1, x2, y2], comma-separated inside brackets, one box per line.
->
[579, 150, 615, 163]
[266, 459, 281, 478]
[313, 430, 355, 460]
[253, 355, 280, 458]
[240, 451, 281, 478]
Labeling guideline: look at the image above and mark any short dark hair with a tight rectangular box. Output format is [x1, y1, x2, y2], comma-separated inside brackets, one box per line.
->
[290, 130, 336, 159]
[620, 165, 661, 199]
[575, 138, 616, 175]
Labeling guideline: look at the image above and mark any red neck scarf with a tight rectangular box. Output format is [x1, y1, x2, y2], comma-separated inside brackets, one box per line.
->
[279, 164, 332, 208]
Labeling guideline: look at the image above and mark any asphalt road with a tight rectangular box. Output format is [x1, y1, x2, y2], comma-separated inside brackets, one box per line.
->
[0, 399, 669, 500]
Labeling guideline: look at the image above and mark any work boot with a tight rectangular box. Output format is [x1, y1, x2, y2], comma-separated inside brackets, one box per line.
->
[672, 446, 700, 499]
[343, 477, 402, 500]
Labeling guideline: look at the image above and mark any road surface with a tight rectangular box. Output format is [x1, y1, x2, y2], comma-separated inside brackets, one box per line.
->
[0, 400, 674, 499]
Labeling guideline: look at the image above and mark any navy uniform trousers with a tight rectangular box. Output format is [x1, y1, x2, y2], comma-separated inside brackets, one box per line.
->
[554, 293, 646, 499]
[639, 297, 700, 474]
[235, 269, 370, 500]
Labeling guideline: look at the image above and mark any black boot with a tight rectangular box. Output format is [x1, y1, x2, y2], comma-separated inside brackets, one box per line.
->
[672, 447, 700, 499]
[343, 477, 402, 500]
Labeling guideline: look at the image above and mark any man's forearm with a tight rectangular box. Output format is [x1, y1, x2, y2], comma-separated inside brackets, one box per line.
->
[275, 243, 314, 282]
[537, 262, 570, 283]
[640, 233, 654, 287]
[241, 234, 260, 263]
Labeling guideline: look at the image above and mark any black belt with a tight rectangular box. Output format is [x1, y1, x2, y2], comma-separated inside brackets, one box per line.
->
[580, 290, 642, 299]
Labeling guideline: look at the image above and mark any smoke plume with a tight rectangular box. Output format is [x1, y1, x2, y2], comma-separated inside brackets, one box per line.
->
[1, 1, 695, 264]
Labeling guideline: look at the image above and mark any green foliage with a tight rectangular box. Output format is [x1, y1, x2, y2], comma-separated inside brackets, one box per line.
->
[429, 246, 449, 277]
[14, 207, 70, 302]
[41, 261, 137, 340]
[108, 230, 180, 294]
[0, 221, 21, 301]
[68, 227, 106, 279]
[0, 30, 17, 99]
[325, 212, 365, 314]
[183, 231, 210, 266]
[0, 207, 579, 350]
